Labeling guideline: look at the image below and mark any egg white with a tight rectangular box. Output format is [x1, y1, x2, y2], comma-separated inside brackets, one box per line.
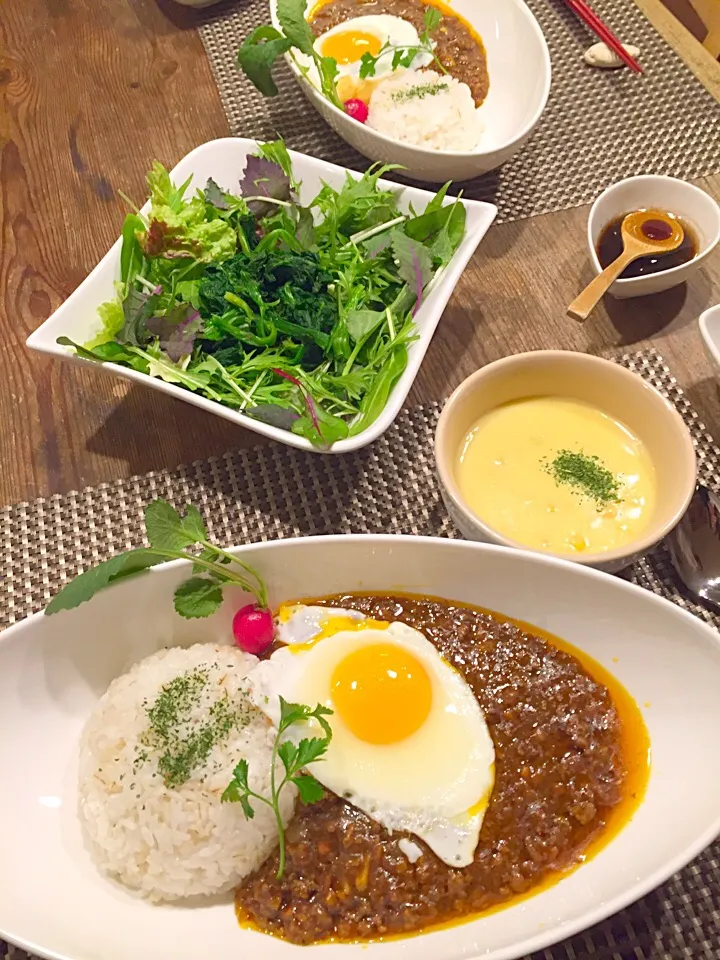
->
[251, 606, 495, 867]
[296, 15, 433, 89]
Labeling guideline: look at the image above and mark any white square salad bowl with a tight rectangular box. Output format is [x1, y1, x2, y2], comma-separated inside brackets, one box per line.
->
[26, 138, 497, 454]
[2, 535, 720, 960]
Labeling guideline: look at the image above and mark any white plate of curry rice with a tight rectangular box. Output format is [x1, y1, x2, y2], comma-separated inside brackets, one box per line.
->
[2, 535, 720, 960]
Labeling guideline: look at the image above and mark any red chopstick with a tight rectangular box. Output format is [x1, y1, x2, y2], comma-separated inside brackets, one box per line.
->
[563, 0, 643, 73]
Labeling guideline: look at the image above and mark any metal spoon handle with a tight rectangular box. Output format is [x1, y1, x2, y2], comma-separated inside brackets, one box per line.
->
[567, 246, 640, 322]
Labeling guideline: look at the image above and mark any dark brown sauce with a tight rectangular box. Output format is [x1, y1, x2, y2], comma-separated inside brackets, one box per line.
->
[235, 593, 649, 945]
[642, 218, 674, 241]
[597, 212, 697, 279]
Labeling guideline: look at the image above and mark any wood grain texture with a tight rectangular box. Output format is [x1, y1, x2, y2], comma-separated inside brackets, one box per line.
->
[1, 0, 719, 506]
[637, 0, 720, 97]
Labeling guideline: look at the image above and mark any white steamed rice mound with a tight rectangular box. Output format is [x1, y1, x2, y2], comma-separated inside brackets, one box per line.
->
[78, 643, 295, 902]
[367, 69, 483, 152]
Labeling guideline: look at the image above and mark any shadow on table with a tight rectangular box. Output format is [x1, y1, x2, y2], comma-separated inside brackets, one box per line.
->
[481, 214, 530, 260]
[413, 299, 491, 403]
[83, 382, 260, 480]
[152, 0, 237, 30]
[604, 284, 689, 343]
[575, 259, 714, 345]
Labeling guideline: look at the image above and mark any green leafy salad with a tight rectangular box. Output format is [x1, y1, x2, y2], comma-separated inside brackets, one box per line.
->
[62, 140, 466, 447]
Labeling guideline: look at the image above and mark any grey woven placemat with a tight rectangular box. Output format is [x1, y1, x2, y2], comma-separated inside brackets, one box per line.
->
[197, 0, 720, 223]
[2, 348, 720, 959]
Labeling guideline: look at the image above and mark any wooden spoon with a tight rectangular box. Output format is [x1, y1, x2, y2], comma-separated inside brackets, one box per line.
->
[568, 210, 684, 322]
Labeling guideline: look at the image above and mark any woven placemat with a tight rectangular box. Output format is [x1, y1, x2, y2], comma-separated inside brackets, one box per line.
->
[197, 0, 720, 223]
[2, 348, 720, 959]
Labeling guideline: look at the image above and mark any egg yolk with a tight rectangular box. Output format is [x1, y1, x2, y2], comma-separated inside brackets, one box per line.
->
[330, 643, 432, 744]
[319, 30, 383, 64]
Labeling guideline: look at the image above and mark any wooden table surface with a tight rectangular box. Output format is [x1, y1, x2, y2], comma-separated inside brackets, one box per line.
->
[1, 0, 719, 506]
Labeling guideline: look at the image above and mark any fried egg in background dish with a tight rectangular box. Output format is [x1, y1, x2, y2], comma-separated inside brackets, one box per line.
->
[296, 15, 434, 92]
[251, 604, 495, 867]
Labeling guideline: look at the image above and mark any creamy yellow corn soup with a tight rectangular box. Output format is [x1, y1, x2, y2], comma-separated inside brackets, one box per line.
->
[457, 397, 656, 555]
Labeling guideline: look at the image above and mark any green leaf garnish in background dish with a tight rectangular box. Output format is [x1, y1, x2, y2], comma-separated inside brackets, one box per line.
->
[276, 0, 315, 55]
[173, 578, 224, 618]
[237, 0, 342, 109]
[44, 499, 269, 618]
[222, 697, 333, 880]
[237, 26, 292, 97]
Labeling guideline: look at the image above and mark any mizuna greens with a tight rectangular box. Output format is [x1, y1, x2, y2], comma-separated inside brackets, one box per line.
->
[61, 140, 466, 447]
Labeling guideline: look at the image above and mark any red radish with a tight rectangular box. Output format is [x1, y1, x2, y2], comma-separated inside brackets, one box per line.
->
[233, 604, 274, 654]
[344, 99, 369, 123]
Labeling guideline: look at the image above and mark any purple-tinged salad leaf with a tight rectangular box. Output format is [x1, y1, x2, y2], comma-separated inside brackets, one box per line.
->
[141, 216, 236, 264]
[364, 231, 394, 259]
[250, 403, 301, 430]
[271, 367, 348, 446]
[292, 399, 349, 446]
[146, 305, 202, 362]
[239, 155, 291, 217]
[390, 231, 433, 316]
[272, 367, 320, 433]
[118, 285, 161, 346]
[204, 178, 230, 211]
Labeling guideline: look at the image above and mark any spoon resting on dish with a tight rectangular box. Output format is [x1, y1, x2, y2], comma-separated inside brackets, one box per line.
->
[568, 210, 684, 322]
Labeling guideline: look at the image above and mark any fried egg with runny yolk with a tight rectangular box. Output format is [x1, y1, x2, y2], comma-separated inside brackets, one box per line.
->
[313, 16, 432, 78]
[250, 605, 495, 867]
[295, 15, 434, 96]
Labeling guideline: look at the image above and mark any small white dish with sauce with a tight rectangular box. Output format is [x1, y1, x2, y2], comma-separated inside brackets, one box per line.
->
[587, 176, 720, 299]
[435, 352, 697, 572]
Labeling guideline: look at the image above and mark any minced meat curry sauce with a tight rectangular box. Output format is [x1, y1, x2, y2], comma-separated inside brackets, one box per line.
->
[235, 594, 650, 944]
[309, 0, 490, 108]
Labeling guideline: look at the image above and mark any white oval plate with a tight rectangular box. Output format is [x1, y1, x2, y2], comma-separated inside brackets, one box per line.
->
[2, 535, 720, 960]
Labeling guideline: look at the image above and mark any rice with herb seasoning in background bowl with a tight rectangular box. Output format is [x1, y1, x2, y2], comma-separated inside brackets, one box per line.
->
[367, 69, 483, 152]
[78, 643, 296, 902]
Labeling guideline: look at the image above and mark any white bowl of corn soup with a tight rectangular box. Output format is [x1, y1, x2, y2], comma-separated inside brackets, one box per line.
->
[435, 352, 697, 572]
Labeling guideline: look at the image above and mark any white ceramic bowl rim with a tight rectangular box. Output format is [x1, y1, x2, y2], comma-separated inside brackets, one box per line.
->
[274, 1, 552, 160]
[699, 304, 720, 367]
[3, 534, 720, 960]
[588, 175, 720, 288]
[435, 351, 698, 566]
